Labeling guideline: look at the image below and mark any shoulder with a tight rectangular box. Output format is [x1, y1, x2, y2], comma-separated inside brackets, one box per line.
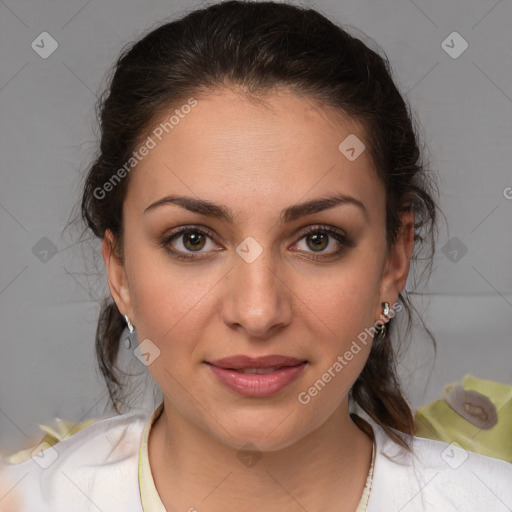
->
[0, 409, 150, 512]
[367, 420, 512, 511]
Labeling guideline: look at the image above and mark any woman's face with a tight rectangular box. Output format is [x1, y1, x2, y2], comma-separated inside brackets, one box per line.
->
[104, 87, 413, 450]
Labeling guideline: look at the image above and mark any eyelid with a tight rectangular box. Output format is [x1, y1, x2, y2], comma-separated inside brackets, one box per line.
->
[160, 225, 222, 259]
[289, 225, 355, 261]
[160, 225, 220, 250]
[293, 224, 351, 242]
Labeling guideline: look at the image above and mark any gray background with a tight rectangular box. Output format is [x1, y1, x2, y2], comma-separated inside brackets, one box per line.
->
[1, 0, 511, 455]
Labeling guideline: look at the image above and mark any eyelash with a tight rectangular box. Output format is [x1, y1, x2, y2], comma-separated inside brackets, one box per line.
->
[160, 224, 355, 262]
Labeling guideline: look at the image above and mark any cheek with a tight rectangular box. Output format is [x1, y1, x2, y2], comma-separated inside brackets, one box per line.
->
[127, 250, 220, 347]
[293, 258, 381, 342]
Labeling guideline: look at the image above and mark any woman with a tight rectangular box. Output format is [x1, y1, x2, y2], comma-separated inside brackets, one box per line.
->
[1, 1, 510, 511]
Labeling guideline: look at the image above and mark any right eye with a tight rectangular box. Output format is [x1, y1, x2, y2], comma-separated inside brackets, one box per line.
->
[160, 226, 222, 261]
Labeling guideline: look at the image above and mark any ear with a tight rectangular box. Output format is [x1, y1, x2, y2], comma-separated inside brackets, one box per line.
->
[376, 210, 415, 318]
[102, 229, 133, 319]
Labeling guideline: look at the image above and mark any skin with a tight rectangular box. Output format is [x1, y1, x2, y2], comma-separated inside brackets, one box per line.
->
[103, 86, 414, 512]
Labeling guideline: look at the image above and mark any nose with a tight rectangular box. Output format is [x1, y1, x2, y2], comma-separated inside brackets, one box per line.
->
[220, 245, 293, 339]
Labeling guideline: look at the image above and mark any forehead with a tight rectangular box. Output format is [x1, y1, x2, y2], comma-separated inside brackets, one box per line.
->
[125, 87, 383, 223]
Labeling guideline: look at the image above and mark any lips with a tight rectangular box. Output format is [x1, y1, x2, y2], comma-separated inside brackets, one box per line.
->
[235, 367, 282, 374]
[206, 355, 308, 397]
[207, 358, 307, 397]
[208, 354, 307, 371]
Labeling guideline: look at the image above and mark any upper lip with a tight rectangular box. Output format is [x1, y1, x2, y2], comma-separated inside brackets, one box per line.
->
[208, 355, 307, 370]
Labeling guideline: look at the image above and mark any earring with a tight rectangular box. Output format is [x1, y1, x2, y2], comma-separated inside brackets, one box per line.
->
[375, 301, 390, 341]
[380, 321, 387, 342]
[123, 314, 138, 349]
[124, 314, 134, 332]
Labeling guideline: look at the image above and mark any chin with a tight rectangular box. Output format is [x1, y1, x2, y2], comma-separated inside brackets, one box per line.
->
[208, 413, 307, 453]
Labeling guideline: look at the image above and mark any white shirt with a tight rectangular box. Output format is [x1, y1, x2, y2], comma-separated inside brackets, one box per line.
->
[1, 403, 511, 511]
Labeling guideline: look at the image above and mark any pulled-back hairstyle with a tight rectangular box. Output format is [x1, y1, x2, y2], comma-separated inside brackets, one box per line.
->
[79, 0, 440, 451]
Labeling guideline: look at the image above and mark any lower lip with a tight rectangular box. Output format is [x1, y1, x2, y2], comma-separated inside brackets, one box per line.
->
[207, 362, 307, 397]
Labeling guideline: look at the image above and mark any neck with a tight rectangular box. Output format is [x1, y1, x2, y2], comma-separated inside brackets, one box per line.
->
[148, 398, 374, 512]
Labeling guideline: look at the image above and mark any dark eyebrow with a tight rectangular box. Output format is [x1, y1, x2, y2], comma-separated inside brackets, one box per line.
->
[144, 193, 368, 224]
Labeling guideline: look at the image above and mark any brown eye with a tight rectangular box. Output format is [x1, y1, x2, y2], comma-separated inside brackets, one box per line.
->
[292, 225, 356, 261]
[160, 226, 220, 261]
[305, 232, 329, 252]
[182, 231, 207, 251]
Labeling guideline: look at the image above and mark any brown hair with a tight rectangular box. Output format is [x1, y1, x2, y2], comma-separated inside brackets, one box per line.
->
[76, 0, 441, 451]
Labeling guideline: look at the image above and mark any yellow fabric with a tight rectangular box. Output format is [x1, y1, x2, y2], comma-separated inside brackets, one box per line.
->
[415, 374, 512, 462]
[138, 402, 166, 512]
[356, 440, 374, 512]
[6, 418, 97, 464]
[138, 402, 375, 511]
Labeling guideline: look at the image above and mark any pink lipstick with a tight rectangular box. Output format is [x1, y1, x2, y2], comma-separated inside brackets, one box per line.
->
[206, 355, 308, 397]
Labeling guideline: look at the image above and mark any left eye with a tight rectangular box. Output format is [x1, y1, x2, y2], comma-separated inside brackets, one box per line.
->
[291, 226, 354, 258]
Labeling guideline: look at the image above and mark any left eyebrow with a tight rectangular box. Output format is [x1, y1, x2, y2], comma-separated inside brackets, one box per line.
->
[143, 193, 369, 224]
[281, 194, 369, 224]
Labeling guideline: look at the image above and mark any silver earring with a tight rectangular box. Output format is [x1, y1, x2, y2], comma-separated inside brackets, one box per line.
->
[123, 314, 137, 349]
[124, 314, 134, 332]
